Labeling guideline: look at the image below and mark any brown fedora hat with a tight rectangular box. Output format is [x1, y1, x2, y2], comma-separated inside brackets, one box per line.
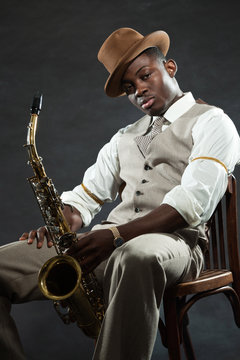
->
[98, 27, 170, 97]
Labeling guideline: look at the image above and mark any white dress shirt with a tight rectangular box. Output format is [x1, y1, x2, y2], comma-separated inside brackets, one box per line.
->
[61, 93, 240, 227]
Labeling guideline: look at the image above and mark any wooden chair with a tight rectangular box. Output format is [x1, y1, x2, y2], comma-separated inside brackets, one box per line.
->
[158, 174, 240, 359]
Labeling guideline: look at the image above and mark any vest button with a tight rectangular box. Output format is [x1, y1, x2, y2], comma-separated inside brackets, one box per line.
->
[136, 191, 142, 196]
[142, 179, 148, 183]
[144, 164, 152, 170]
[135, 207, 141, 213]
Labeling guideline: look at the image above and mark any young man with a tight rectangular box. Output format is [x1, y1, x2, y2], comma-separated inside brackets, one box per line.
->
[1, 28, 240, 360]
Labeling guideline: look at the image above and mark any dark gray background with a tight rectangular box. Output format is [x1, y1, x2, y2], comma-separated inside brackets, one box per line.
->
[1, 0, 240, 359]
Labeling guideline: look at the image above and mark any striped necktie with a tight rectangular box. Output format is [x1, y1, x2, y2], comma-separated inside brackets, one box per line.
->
[135, 116, 165, 157]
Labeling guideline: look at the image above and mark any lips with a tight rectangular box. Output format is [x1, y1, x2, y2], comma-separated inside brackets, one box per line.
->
[141, 97, 154, 110]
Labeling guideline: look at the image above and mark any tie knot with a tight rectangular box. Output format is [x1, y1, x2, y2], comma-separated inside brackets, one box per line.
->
[134, 116, 169, 157]
[153, 116, 164, 126]
[150, 116, 164, 138]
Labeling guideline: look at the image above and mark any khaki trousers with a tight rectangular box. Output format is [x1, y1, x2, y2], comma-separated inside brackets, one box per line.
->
[0, 231, 203, 360]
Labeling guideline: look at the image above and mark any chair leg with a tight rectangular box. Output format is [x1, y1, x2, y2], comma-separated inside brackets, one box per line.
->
[182, 320, 196, 360]
[176, 297, 196, 360]
[163, 295, 181, 360]
[223, 286, 240, 327]
[158, 317, 167, 348]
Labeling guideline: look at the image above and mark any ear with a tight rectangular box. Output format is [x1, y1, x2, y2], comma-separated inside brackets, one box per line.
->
[164, 59, 178, 77]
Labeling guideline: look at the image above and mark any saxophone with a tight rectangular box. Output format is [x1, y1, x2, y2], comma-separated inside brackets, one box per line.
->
[24, 94, 104, 339]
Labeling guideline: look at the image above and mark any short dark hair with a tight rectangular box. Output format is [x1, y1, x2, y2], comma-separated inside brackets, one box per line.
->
[142, 46, 166, 63]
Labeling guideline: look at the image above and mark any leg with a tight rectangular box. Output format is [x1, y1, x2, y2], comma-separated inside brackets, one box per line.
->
[0, 240, 56, 359]
[93, 233, 203, 360]
[0, 296, 25, 360]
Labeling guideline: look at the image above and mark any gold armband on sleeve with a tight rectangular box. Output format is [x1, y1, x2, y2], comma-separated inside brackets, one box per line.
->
[81, 183, 104, 205]
[191, 156, 228, 174]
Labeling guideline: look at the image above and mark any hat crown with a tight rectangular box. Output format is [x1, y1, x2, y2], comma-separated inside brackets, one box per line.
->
[98, 28, 144, 73]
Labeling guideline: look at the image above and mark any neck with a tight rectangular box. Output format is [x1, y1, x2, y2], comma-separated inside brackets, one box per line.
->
[161, 89, 184, 116]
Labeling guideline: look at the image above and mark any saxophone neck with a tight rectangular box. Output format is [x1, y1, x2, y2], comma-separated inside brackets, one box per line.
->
[25, 94, 46, 179]
[27, 93, 42, 148]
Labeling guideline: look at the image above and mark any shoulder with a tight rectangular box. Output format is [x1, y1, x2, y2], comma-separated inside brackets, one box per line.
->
[193, 104, 237, 137]
[191, 104, 240, 164]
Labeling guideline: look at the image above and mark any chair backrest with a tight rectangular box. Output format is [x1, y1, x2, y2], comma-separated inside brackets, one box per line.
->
[205, 174, 240, 297]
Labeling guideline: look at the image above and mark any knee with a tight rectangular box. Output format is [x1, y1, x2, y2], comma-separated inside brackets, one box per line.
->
[105, 239, 167, 307]
[114, 239, 166, 280]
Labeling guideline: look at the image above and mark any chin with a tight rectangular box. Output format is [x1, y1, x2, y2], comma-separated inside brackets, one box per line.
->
[148, 108, 164, 116]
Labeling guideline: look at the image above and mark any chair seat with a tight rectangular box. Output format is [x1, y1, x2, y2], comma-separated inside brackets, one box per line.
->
[168, 269, 233, 297]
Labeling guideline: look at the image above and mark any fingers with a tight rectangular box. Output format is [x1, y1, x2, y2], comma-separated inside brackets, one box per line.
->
[19, 232, 29, 241]
[79, 256, 100, 274]
[36, 227, 47, 248]
[67, 233, 90, 255]
[19, 226, 54, 248]
[67, 230, 113, 273]
[36, 227, 54, 248]
[29, 230, 38, 245]
[43, 228, 54, 248]
[67, 235, 94, 273]
[19, 229, 37, 244]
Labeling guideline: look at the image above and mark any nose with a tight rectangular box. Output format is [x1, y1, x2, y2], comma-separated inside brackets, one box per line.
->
[135, 81, 148, 97]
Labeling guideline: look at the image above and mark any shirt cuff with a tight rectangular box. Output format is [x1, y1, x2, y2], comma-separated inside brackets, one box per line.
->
[162, 185, 204, 227]
[61, 190, 101, 227]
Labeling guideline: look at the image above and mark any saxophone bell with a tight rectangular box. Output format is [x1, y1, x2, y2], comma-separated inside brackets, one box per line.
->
[38, 254, 102, 338]
[38, 255, 81, 301]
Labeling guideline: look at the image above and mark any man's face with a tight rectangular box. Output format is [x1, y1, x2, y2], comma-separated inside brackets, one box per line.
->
[121, 52, 179, 116]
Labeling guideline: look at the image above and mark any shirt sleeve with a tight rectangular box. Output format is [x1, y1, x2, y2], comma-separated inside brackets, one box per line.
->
[162, 108, 240, 227]
[61, 130, 124, 226]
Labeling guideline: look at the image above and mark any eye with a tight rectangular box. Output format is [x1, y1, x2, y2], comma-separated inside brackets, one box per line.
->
[123, 83, 134, 95]
[142, 73, 151, 80]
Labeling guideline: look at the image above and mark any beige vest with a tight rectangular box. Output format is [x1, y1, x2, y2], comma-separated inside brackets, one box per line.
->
[107, 102, 214, 249]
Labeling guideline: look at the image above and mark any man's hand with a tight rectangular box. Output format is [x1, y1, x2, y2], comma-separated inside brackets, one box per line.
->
[19, 226, 53, 248]
[67, 229, 115, 273]
[19, 204, 83, 248]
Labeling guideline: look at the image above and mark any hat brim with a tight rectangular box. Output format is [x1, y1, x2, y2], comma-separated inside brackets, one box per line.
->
[104, 30, 170, 97]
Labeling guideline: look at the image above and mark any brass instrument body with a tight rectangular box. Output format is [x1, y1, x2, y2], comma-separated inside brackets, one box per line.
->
[25, 95, 104, 339]
[38, 254, 103, 337]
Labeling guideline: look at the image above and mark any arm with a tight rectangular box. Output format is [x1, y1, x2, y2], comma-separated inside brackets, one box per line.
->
[163, 109, 240, 227]
[67, 204, 187, 273]
[62, 204, 83, 231]
[60, 130, 123, 227]
[68, 109, 240, 273]
[117, 204, 187, 240]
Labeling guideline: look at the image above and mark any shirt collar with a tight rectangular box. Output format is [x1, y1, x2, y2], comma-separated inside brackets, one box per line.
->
[162, 92, 196, 124]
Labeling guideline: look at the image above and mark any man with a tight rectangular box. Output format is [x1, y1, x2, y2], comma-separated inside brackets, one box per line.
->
[1, 27, 240, 360]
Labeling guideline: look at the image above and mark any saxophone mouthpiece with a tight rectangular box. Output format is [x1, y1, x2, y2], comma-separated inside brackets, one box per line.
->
[31, 93, 43, 115]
